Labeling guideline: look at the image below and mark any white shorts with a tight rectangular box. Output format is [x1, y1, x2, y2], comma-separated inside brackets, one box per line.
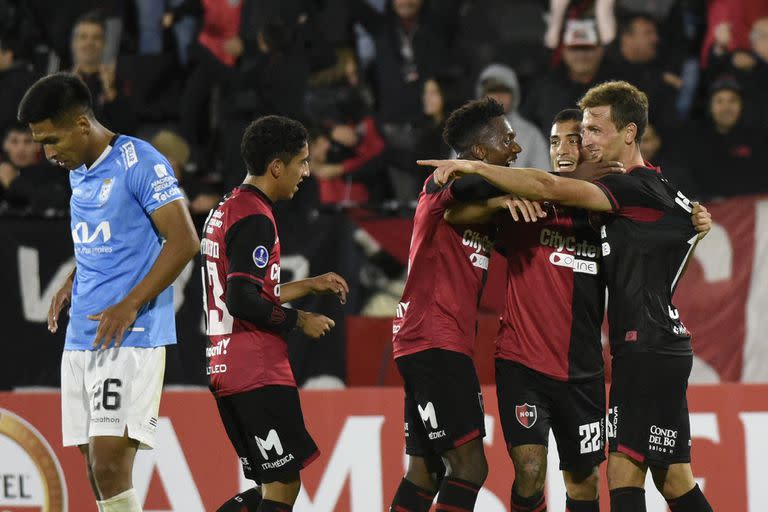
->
[61, 346, 166, 449]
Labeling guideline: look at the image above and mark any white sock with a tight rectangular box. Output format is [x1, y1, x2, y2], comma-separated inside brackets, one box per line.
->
[100, 488, 142, 512]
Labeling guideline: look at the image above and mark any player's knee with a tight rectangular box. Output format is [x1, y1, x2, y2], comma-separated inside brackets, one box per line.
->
[443, 444, 488, 485]
[650, 466, 695, 499]
[564, 467, 599, 500]
[510, 446, 547, 492]
[607, 454, 645, 489]
[90, 458, 129, 496]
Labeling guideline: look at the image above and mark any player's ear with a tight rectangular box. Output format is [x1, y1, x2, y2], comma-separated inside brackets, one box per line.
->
[74, 114, 90, 136]
[267, 158, 283, 178]
[471, 143, 485, 161]
[624, 123, 637, 144]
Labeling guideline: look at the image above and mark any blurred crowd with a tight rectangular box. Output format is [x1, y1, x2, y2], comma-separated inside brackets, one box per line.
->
[1, 0, 767, 219]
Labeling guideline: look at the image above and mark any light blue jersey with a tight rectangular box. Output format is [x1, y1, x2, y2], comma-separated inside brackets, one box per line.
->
[65, 135, 184, 350]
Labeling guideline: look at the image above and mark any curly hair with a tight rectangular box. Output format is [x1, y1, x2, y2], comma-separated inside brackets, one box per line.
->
[241, 115, 308, 176]
[442, 97, 506, 154]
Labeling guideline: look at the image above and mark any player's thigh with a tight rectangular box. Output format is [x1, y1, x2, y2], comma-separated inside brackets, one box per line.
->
[551, 375, 606, 474]
[608, 353, 692, 470]
[650, 462, 696, 499]
[83, 347, 166, 449]
[396, 349, 486, 458]
[61, 350, 90, 447]
[495, 359, 552, 454]
[227, 385, 319, 485]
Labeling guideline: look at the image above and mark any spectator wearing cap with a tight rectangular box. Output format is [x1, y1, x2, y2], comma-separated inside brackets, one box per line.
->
[606, 12, 680, 133]
[708, 16, 768, 126]
[683, 76, 768, 199]
[476, 63, 549, 170]
[522, 18, 614, 134]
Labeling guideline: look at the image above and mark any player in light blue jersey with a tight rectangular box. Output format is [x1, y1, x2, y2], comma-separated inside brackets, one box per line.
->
[18, 73, 199, 512]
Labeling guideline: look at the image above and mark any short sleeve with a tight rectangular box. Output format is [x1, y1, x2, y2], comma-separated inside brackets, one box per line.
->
[126, 145, 184, 215]
[594, 172, 664, 211]
[225, 215, 276, 283]
[449, 174, 504, 202]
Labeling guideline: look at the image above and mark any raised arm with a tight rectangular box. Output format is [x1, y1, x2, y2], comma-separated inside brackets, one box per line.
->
[420, 159, 616, 212]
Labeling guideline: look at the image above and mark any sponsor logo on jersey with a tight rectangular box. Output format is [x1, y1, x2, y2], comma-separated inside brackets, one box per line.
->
[154, 164, 169, 178]
[72, 221, 111, 244]
[462, 229, 493, 253]
[549, 252, 599, 275]
[470, 253, 490, 270]
[395, 301, 410, 319]
[120, 142, 138, 168]
[206, 364, 227, 375]
[205, 338, 230, 358]
[97, 178, 114, 205]
[253, 246, 269, 268]
[515, 403, 537, 428]
[201, 239, 219, 258]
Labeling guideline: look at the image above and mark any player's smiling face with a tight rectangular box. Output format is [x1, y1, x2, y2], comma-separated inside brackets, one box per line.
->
[283, 143, 310, 199]
[480, 116, 521, 166]
[581, 105, 624, 162]
[549, 120, 582, 173]
[29, 116, 90, 170]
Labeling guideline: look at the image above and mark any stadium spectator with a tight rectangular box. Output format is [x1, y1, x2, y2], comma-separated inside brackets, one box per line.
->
[640, 123, 698, 198]
[708, 16, 768, 126]
[476, 63, 550, 170]
[544, 0, 617, 49]
[684, 76, 768, 199]
[70, 11, 137, 134]
[0, 35, 38, 138]
[0, 123, 67, 214]
[352, 0, 460, 141]
[607, 12, 681, 132]
[135, 0, 196, 65]
[522, 19, 613, 134]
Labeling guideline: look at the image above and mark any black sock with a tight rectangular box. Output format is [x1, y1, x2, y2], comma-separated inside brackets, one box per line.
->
[256, 499, 292, 512]
[666, 485, 713, 512]
[390, 478, 436, 512]
[566, 495, 599, 512]
[435, 477, 481, 511]
[217, 487, 262, 512]
[511, 486, 546, 511]
[610, 487, 646, 512]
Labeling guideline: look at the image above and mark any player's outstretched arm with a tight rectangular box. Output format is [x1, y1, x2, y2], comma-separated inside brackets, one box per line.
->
[419, 159, 616, 212]
[281, 272, 349, 304]
[445, 195, 547, 224]
[89, 200, 199, 349]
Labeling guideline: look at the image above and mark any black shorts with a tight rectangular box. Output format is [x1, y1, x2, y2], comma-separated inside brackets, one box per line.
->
[215, 385, 319, 484]
[396, 349, 486, 457]
[608, 352, 692, 468]
[496, 359, 606, 472]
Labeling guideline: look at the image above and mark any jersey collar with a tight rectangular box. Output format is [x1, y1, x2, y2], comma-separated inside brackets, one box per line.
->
[239, 183, 274, 208]
[626, 160, 661, 174]
[84, 134, 121, 172]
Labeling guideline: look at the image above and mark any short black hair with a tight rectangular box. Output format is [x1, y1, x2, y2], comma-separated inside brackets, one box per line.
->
[17, 73, 94, 124]
[553, 108, 582, 124]
[73, 10, 106, 35]
[443, 97, 506, 153]
[619, 11, 657, 36]
[241, 115, 308, 176]
[4, 121, 30, 139]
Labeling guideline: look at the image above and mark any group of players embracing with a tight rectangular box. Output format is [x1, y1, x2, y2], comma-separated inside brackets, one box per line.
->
[22, 68, 713, 512]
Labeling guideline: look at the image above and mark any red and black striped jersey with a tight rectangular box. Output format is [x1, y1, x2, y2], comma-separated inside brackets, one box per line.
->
[594, 165, 698, 357]
[201, 184, 295, 396]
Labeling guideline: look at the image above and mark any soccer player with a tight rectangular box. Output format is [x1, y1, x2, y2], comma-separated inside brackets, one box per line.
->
[18, 73, 200, 512]
[389, 98, 519, 512]
[201, 115, 349, 512]
[421, 80, 714, 512]
[442, 108, 610, 512]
